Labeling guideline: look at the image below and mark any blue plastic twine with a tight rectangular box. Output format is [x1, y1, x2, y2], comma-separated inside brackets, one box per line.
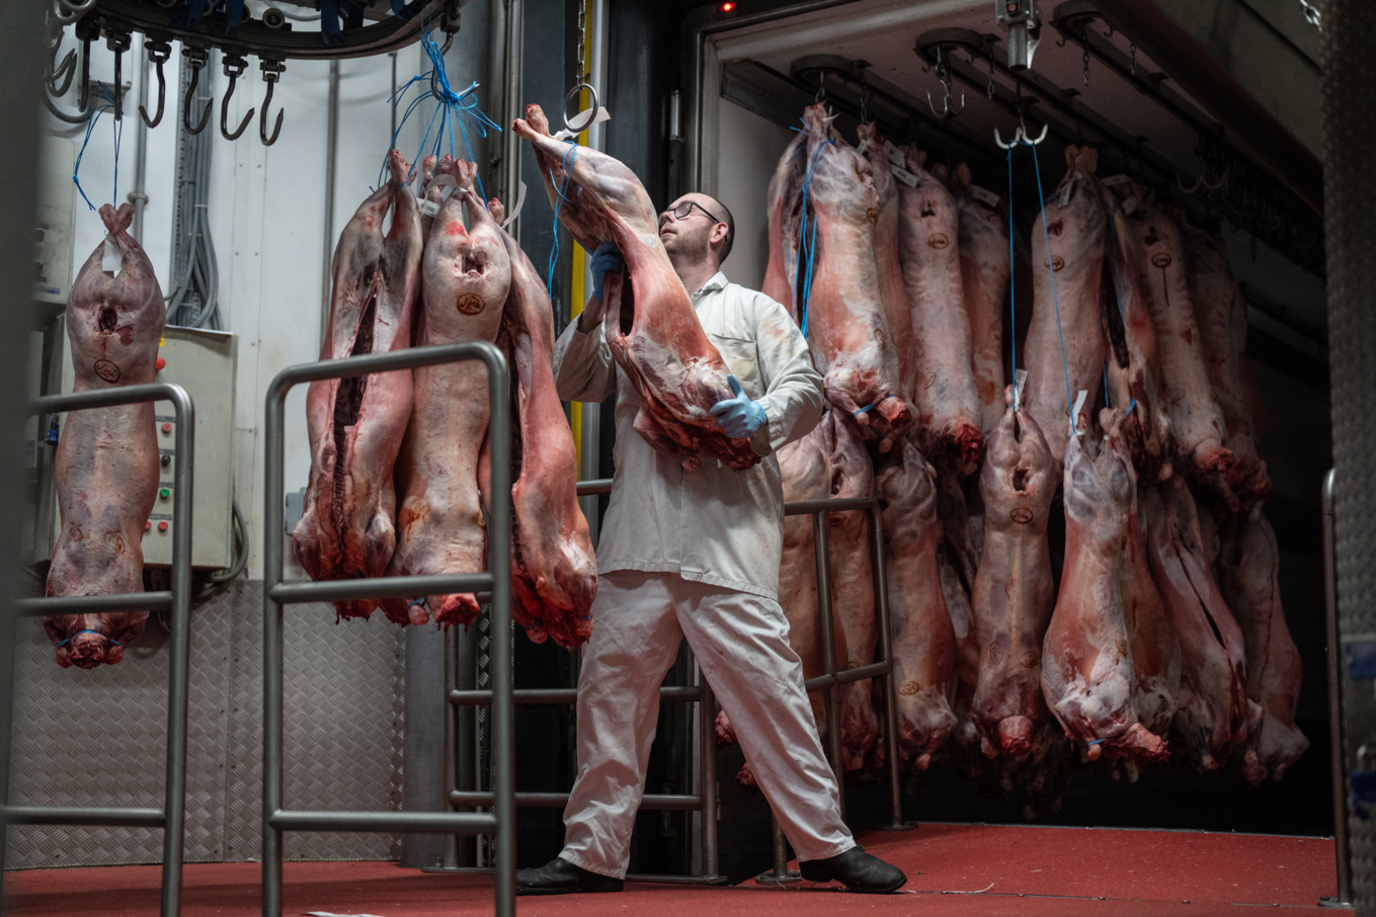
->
[1025, 138, 1075, 434]
[546, 140, 579, 294]
[790, 123, 833, 339]
[72, 81, 123, 213]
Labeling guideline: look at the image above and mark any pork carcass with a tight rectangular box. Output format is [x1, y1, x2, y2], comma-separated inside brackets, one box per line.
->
[1185, 226, 1268, 506]
[794, 106, 911, 447]
[1042, 408, 1169, 764]
[858, 123, 915, 401]
[44, 203, 164, 668]
[294, 151, 422, 620]
[1099, 182, 1170, 483]
[1215, 508, 1307, 781]
[485, 218, 599, 647]
[513, 104, 758, 471]
[1126, 197, 1232, 478]
[1121, 493, 1180, 741]
[949, 164, 1011, 435]
[971, 388, 1057, 758]
[382, 158, 510, 627]
[763, 131, 807, 318]
[897, 147, 983, 472]
[1142, 477, 1252, 771]
[878, 432, 958, 770]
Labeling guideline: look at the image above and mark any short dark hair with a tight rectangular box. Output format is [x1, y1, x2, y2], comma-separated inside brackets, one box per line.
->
[703, 194, 735, 262]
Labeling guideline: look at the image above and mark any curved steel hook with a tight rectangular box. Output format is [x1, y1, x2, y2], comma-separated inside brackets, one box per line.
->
[220, 54, 254, 141]
[139, 42, 170, 128]
[259, 69, 284, 146]
[182, 52, 212, 135]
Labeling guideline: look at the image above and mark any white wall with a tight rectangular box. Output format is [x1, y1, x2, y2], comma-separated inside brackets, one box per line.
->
[712, 99, 794, 293]
[42, 22, 504, 580]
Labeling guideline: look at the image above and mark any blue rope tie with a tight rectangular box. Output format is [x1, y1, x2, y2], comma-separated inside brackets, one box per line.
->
[1025, 139, 1075, 434]
[57, 629, 125, 648]
[1006, 146, 1017, 401]
[853, 393, 896, 417]
[407, 597, 428, 611]
[73, 82, 123, 213]
[789, 123, 833, 338]
[547, 141, 579, 294]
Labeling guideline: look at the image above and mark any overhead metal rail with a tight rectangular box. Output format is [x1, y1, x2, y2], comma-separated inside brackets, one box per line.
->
[1, 382, 195, 917]
[437, 478, 913, 887]
[261, 342, 515, 917]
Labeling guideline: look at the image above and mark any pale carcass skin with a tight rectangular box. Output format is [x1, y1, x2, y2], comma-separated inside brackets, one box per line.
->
[971, 390, 1057, 759]
[1042, 408, 1169, 765]
[798, 106, 912, 448]
[1099, 183, 1171, 483]
[45, 203, 163, 669]
[382, 158, 511, 628]
[897, 147, 983, 472]
[1127, 198, 1233, 479]
[1023, 146, 1109, 469]
[763, 131, 807, 319]
[513, 104, 756, 471]
[491, 224, 599, 648]
[949, 164, 1011, 436]
[878, 432, 957, 771]
[1185, 226, 1268, 507]
[294, 151, 421, 621]
[1216, 508, 1307, 782]
[1121, 495, 1180, 739]
[1142, 477, 1252, 771]
[858, 123, 915, 401]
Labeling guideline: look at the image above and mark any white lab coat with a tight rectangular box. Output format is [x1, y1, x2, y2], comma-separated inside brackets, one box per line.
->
[552, 271, 825, 599]
[551, 271, 852, 879]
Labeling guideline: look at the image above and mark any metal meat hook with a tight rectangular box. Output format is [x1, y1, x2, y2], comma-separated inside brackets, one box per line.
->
[219, 53, 255, 140]
[259, 58, 285, 146]
[925, 46, 965, 119]
[139, 39, 171, 128]
[182, 48, 212, 135]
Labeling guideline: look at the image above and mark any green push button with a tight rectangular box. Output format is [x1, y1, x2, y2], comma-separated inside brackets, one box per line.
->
[160, 487, 170, 500]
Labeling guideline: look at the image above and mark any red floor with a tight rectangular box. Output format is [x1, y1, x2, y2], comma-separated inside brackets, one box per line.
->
[3, 823, 1341, 916]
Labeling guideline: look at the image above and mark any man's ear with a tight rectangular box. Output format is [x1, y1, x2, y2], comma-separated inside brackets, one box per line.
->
[711, 222, 729, 247]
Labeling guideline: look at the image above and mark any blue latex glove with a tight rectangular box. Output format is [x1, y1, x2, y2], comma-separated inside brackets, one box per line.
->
[589, 241, 623, 303]
[711, 375, 767, 439]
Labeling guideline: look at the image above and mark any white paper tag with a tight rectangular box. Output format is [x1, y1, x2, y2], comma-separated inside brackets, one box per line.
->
[883, 139, 906, 167]
[890, 163, 919, 188]
[554, 106, 611, 142]
[419, 175, 458, 217]
[102, 235, 122, 276]
[500, 180, 527, 230]
[1070, 388, 1088, 436]
[969, 185, 1000, 208]
[1101, 173, 1132, 187]
[418, 198, 441, 217]
[1014, 368, 1028, 409]
[855, 137, 870, 157]
[1121, 197, 1138, 216]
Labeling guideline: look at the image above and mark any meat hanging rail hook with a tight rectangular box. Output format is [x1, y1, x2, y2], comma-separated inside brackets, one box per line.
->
[139, 38, 170, 128]
[925, 46, 965, 119]
[182, 47, 212, 135]
[219, 52, 254, 140]
[106, 29, 130, 120]
[258, 58, 285, 145]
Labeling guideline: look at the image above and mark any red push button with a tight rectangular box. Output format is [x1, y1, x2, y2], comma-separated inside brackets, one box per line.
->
[161, 423, 172, 434]
[145, 521, 151, 532]
[156, 356, 166, 370]
[158, 521, 169, 532]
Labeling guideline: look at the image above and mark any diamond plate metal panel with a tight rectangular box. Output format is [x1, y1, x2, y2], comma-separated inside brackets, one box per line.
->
[6, 580, 408, 868]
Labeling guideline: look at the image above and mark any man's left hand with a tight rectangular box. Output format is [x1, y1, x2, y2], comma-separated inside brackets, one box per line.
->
[711, 375, 767, 439]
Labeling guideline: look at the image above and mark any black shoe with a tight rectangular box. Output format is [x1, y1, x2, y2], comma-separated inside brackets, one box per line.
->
[799, 845, 906, 893]
[515, 856, 624, 896]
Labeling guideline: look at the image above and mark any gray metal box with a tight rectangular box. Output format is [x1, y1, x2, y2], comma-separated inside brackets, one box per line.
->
[39, 324, 238, 570]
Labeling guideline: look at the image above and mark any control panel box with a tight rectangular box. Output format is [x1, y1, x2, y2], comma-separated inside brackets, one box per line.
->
[33, 137, 76, 306]
[35, 323, 238, 570]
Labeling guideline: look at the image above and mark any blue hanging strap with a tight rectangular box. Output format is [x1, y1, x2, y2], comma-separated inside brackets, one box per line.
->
[1025, 138, 1075, 434]
[546, 141, 579, 294]
[57, 629, 125, 648]
[792, 128, 834, 338]
[1006, 146, 1017, 405]
[72, 82, 122, 212]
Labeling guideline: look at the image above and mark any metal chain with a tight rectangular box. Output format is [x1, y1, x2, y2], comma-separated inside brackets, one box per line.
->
[1082, 39, 1090, 86]
[1299, 0, 1321, 31]
[576, 0, 587, 83]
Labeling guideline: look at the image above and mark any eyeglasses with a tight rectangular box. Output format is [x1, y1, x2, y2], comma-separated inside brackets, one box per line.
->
[658, 200, 724, 228]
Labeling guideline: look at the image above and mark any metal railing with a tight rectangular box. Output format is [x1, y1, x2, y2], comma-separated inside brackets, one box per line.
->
[2, 382, 195, 917]
[261, 342, 515, 917]
[437, 478, 912, 888]
[1321, 468, 1354, 910]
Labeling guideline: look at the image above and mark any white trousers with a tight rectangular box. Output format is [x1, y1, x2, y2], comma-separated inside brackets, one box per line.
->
[560, 570, 854, 879]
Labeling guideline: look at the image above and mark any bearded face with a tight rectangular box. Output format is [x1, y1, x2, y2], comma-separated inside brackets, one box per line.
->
[660, 212, 715, 265]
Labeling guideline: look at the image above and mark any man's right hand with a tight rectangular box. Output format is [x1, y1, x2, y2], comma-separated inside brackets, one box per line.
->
[579, 241, 624, 332]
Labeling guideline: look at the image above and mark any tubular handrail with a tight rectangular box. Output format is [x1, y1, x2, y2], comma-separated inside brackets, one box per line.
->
[262, 342, 514, 917]
[3, 382, 195, 917]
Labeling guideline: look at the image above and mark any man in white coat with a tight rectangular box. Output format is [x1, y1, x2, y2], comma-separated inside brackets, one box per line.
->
[516, 192, 906, 895]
